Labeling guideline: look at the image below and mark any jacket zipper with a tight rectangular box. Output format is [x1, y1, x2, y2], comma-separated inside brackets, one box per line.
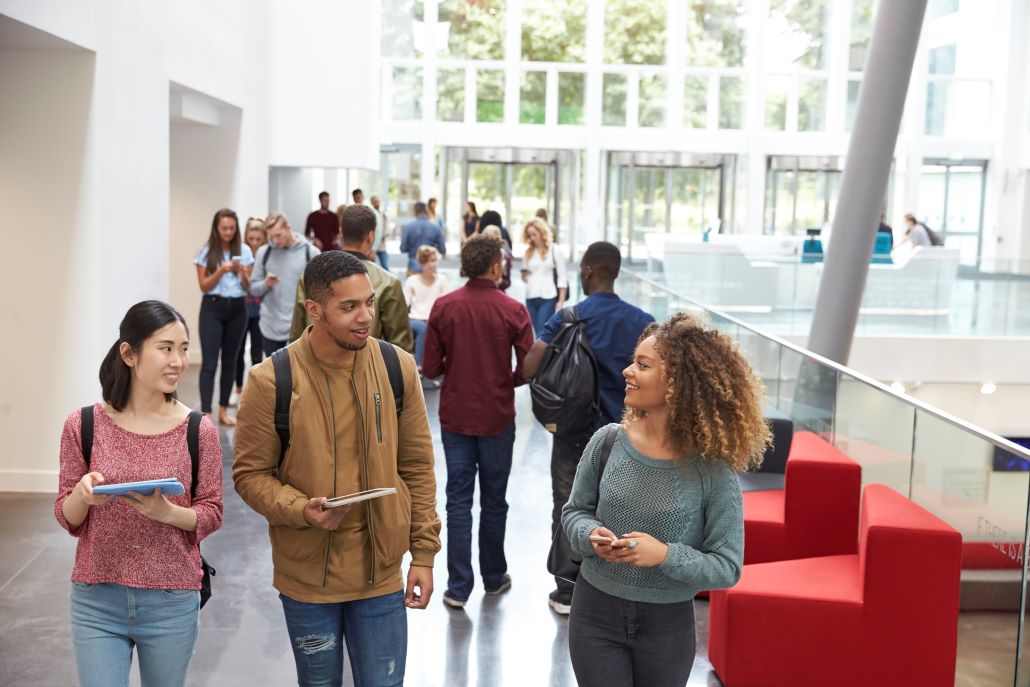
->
[321, 368, 338, 588]
[374, 393, 383, 443]
[351, 377, 378, 587]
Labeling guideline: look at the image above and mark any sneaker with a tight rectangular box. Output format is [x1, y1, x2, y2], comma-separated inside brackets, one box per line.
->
[484, 574, 512, 596]
[229, 388, 242, 407]
[442, 591, 466, 609]
[548, 589, 572, 615]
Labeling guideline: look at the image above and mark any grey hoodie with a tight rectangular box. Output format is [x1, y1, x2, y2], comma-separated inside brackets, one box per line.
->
[250, 234, 319, 341]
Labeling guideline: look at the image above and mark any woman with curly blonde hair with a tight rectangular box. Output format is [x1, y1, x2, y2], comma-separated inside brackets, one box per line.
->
[520, 217, 567, 334]
[562, 312, 770, 687]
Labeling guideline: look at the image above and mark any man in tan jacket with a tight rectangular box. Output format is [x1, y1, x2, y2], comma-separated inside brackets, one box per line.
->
[289, 205, 413, 353]
[234, 250, 440, 686]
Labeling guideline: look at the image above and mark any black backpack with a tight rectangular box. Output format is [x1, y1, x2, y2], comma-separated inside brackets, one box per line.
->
[80, 406, 216, 608]
[270, 340, 404, 468]
[921, 223, 944, 247]
[530, 306, 601, 437]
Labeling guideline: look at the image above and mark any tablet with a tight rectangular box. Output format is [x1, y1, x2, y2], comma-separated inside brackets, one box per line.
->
[93, 478, 186, 496]
[322, 487, 397, 509]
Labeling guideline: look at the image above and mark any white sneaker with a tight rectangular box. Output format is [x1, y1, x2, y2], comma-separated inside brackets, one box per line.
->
[229, 389, 242, 407]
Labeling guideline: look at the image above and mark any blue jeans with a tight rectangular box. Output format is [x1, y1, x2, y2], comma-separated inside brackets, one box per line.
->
[526, 297, 558, 336]
[410, 319, 427, 367]
[279, 591, 407, 687]
[377, 250, 390, 270]
[442, 423, 516, 601]
[70, 582, 200, 687]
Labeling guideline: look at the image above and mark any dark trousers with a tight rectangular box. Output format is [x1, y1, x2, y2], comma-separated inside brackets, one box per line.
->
[526, 296, 558, 336]
[198, 296, 247, 413]
[551, 431, 594, 596]
[234, 315, 263, 388]
[262, 337, 287, 358]
[442, 423, 516, 601]
[569, 577, 697, 687]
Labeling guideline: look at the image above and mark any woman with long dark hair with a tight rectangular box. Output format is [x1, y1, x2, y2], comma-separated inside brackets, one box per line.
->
[55, 300, 223, 687]
[194, 208, 252, 425]
[562, 313, 770, 686]
[461, 201, 479, 243]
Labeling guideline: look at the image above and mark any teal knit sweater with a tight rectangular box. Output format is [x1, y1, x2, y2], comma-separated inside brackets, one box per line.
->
[561, 424, 744, 604]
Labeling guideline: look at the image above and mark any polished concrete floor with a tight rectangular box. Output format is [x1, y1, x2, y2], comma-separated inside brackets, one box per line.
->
[0, 365, 1022, 686]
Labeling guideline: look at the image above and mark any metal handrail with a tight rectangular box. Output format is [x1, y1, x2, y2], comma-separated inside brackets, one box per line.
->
[623, 267, 1030, 460]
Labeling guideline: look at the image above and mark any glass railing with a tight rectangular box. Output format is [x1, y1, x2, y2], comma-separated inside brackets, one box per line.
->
[634, 242, 1030, 337]
[617, 268, 1030, 686]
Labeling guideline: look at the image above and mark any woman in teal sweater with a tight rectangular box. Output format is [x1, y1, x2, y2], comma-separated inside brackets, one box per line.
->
[562, 313, 770, 687]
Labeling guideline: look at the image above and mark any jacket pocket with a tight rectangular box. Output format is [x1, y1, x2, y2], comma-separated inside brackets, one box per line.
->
[270, 524, 328, 565]
[371, 479, 412, 564]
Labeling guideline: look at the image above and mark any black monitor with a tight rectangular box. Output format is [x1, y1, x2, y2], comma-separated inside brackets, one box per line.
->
[993, 437, 1030, 471]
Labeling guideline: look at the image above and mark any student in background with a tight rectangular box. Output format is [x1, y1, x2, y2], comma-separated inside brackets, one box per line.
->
[400, 202, 447, 276]
[480, 225, 512, 292]
[562, 313, 769, 686]
[427, 197, 444, 230]
[479, 210, 513, 251]
[370, 195, 390, 269]
[305, 191, 339, 251]
[55, 300, 223, 687]
[404, 246, 449, 370]
[194, 208, 252, 426]
[521, 218, 568, 336]
[233, 217, 267, 403]
[461, 201, 479, 243]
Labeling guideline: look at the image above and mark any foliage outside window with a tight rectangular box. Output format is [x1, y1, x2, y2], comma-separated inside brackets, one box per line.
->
[440, 0, 506, 60]
[602, 73, 628, 125]
[798, 79, 827, 132]
[718, 76, 744, 129]
[684, 76, 707, 128]
[845, 80, 861, 132]
[686, 1, 746, 67]
[767, 0, 829, 70]
[392, 66, 423, 121]
[604, 0, 667, 65]
[765, 76, 790, 130]
[520, 71, 547, 124]
[848, 0, 875, 71]
[476, 69, 505, 122]
[639, 74, 667, 127]
[558, 73, 586, 125]
[521, 0, 587, 62]
[437, 68, 466, 122]
[382, 0, 425, 58]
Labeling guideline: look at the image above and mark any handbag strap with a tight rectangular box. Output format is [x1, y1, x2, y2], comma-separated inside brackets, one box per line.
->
[595, 424, 618, 503]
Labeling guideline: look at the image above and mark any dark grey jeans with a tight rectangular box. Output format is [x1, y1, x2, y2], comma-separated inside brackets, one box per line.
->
[551, 431, 593, 596]
[568, 577, 696, 687]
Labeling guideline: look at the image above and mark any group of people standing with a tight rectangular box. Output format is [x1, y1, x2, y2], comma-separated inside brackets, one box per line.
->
[55, 193, 772, 687]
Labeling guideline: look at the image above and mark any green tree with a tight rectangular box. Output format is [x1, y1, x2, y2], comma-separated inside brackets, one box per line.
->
[441, 0, 507, 60]
[769, 0, 829, 69]
[686, 1, 746, 67]
[382, 0, 424, 58]
[604, 0, 667, 65]
[521, 0, 587, 62]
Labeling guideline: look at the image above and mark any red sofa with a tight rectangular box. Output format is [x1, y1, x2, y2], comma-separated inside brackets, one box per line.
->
[709, 484, 963, 687]
[744, 431, 862, 564]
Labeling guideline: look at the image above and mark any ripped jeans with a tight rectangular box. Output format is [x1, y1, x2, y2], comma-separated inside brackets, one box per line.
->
[279, 591, 407, 687]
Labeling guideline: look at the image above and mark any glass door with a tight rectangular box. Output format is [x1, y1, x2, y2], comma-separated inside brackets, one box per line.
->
[919, 159, 987, 266]
[764, 156, 844, 236]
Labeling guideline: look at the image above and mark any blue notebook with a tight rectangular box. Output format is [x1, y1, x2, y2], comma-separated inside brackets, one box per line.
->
[93, 478, 186, 496]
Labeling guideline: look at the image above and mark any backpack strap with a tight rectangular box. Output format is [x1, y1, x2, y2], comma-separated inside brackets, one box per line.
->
[262, 244, 271, 269]
[272, 347, 293, 469]
[378, 340, 404, 417]
[559, 305, 579, 326]
[187, 411, 203, 499]
[305, 244, 311, 261]
[595, 424, 618, 502]
[80, 405, 94, 468]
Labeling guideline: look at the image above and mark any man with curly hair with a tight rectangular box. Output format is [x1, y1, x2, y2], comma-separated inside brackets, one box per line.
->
[422, 235, 534, 609]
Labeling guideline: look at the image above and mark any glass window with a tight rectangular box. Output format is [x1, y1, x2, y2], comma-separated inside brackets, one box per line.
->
[476, 69, 505, 122]
[521, 0, 587, 62]
[798, 79, 827, 132]
[392, 66, 423, 121]
[685, 1, 747, 67]
[520, 71, 546, 124]
[468, 162, 505, 213]
[382, 0, 425, 58]
[925, 81, 947, 135]
[928, 0, 959, 19]
[718, 76, 744, 129]
[437, 68, 465, 122]
[767, 0, 830, 70]
[558, 72, 586, 125]
[440, 0, 506, 60]
[848, 0, 875, 71]
[602, 73, 628, 125]
[604, 0, 667, 65]
[765, 76, 790, 130]
[917, 160, 986, 265]
[511, 164, 549, 229]
[947, 165, 985, 234]
[638, 74, 667, 128]
[928, 44, 957, 75]
[845, 80, 861, 132]
[684, 76, 707, 128]
[670, 167, 721, 233]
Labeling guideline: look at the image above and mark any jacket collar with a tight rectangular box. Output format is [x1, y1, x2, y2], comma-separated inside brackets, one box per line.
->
[294, 325, 372, 375]
[466, 278, 499, 290]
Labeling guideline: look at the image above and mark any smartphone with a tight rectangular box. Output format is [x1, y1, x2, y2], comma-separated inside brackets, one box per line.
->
[589, 534, 618, 545]
[231, 256, 243, 263]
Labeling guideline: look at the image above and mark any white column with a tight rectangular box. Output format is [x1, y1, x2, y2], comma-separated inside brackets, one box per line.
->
[582, 0, 605, 245]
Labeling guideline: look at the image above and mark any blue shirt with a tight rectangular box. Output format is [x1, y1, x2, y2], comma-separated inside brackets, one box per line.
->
[400, 218, 447, 273]
[194, 244, 254, 298]
[540, 292, 655, 424]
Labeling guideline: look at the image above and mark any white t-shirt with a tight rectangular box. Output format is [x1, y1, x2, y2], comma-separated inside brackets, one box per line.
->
[404, 273, 449, 321]
[524, 246, 568, 300]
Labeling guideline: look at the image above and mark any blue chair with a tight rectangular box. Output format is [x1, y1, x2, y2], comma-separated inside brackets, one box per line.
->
[871, 232, 893, 264]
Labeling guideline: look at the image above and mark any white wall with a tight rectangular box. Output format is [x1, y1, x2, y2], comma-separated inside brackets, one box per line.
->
[268, 167, 317, 238]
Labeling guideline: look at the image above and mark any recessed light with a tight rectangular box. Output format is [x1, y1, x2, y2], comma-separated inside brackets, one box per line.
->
[889, 382, 906, 394]
[980, 383, 997, 395]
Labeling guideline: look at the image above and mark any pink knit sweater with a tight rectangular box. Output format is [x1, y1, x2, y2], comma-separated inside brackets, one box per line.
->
[54, 404, 223, 590]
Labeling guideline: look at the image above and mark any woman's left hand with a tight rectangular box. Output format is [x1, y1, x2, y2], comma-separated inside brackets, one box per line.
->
[554, 300, 565, 312]
[606, 531, 669, 568]
[120, 488, 175, 524]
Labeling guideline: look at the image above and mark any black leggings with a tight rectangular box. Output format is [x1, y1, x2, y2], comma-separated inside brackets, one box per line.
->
[234, 315, 263, 388]
[568, 577, 696, 687]
[198, 296, 247, 412]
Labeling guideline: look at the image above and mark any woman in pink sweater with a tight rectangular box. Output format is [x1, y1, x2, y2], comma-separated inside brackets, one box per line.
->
[55, 300, 223, 687]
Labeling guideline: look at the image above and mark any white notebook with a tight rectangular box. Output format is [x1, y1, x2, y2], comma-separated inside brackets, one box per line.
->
[322, 487, 397, 509]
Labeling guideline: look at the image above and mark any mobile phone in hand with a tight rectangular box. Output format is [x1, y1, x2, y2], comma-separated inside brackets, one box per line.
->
[589, 534, 618, 545]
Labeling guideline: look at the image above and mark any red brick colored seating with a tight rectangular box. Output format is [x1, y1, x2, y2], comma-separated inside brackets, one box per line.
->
[744, 431, 862, 564]
[709, 484, 963, 687]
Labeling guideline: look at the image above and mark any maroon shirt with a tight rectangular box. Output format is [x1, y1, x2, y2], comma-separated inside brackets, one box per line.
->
[423, 279, 534, 436]
[306, 210, 339, 251]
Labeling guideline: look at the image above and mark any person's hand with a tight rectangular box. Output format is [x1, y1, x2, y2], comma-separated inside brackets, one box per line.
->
[589, 526, 624, 561]
[520, 269, 530, 282]
[265, 274, 281, 288]
[605, 531, 669, 568]
[120, 488, 175, 523]
[302, 497, 352, 531]
[555, 300, 565, 313]
[73, 472, 111, 507]
[219, 260, 234, 274]
[405, 565, 434, 609]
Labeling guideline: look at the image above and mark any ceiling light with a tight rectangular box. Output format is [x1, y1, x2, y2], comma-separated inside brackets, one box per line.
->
[980, 383, 997, 395]
[889, 382, 906, 394]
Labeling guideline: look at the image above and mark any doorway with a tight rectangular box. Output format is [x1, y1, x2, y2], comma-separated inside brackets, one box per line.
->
[764, 156, 844, 236]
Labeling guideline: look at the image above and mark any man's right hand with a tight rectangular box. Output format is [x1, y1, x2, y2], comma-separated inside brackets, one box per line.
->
[265, 274, 281, 288]
[303, 497, 352, 530]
